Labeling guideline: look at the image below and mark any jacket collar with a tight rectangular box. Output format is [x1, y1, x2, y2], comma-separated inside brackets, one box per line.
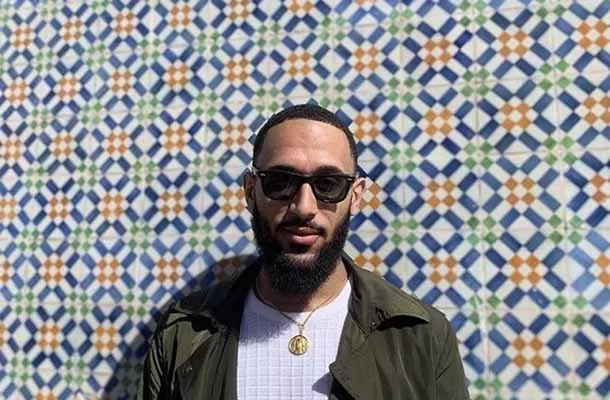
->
[176, 252, 429, 332]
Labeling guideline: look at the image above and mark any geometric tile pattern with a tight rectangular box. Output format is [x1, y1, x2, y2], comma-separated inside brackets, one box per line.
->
[481, 154, 563, 231]
[568, 229, 609, 311]
[478, 79, 555, 155]
[484, 230, 568, 310]
[486, 307, 573, 399]
[0, 0, 609, 398]
[565, 151, 609, 229]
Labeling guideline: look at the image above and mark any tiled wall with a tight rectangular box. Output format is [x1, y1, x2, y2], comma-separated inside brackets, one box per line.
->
[0, 0, 608, 399]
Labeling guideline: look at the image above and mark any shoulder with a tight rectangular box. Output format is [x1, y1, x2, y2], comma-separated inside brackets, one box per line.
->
[158, 277, 236, 331]
[146, 274, 244, 371]
[155, 261, 259, 331]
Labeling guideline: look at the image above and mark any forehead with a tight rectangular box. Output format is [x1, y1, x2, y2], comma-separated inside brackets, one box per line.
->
[256, 119, 354, 173]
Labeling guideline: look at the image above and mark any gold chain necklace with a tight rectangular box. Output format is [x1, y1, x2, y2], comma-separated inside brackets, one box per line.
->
[254, 279, 342, 356]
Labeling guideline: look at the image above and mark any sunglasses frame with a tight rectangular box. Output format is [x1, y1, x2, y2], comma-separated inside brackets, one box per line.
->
[250, 167, 357, 204]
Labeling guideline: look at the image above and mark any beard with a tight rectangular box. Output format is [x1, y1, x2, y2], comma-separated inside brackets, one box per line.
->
[251, 205, 351, 297]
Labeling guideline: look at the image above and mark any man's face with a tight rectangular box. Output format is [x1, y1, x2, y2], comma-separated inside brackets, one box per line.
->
[244, 119, 365, 295]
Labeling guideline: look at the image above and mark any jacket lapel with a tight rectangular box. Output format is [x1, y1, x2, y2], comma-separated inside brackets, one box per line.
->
[329, 316, 380, 400]
[177, 327, 239, 400]
[175, 262, 260, 400]
[328, 256, 431, 399]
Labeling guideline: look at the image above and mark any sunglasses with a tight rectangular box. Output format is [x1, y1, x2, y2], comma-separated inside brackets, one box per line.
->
[251, 167, 356, 204]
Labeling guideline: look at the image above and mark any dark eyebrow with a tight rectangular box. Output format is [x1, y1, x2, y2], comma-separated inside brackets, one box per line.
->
[264, 165, 350, 175]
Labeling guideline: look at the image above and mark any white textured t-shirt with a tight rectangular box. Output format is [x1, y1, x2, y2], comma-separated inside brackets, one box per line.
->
[237, 282, 351, 400]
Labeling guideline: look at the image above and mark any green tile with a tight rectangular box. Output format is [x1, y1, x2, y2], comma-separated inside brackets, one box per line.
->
[138, 38, 164, 64]
[135, 96, 161, 126]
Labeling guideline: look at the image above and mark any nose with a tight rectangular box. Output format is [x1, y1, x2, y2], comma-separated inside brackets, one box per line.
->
[290, 182, 318, 220]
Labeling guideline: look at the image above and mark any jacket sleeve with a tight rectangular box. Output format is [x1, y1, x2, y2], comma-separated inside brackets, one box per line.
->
[435, 319, 470, 400]
[137, 313, 174, 400]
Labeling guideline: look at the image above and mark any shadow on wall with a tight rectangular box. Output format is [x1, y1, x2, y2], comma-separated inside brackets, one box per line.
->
[101, 254, 257, 399]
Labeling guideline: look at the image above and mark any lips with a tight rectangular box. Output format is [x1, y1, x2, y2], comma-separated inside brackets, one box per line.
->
[283, 227, 320, 235]
[281, 226, 322, 247]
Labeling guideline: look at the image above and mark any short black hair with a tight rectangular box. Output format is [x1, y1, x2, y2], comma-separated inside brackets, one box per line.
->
[252, 103, 358, 172]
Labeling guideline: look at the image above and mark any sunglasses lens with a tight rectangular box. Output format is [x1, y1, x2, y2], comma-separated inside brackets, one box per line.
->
[312, 176, 350, 202]
[260, 171, 299, 200]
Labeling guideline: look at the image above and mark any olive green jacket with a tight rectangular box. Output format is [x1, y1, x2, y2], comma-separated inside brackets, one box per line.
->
[138, 254, 470, 400]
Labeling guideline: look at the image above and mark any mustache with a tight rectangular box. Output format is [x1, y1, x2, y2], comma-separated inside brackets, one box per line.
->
[276, 218, 326, 234]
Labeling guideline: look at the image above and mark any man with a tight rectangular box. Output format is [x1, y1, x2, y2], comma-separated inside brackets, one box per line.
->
[139, 104, 470, 399]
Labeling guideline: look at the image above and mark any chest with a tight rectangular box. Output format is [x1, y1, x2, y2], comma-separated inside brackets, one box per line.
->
[236, 306, 347, 399]
[176, 319, 436, 400]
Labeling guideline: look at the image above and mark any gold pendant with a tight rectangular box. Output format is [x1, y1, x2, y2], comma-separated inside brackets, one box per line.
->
[288, 334, 308, 355]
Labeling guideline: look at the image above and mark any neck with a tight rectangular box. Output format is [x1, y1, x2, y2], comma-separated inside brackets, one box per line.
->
[257, 259, 349, 313]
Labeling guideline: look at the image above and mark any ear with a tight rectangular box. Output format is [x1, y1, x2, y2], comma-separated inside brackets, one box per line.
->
[349, 177, 366, 215]
[243, 170, 256, 214]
